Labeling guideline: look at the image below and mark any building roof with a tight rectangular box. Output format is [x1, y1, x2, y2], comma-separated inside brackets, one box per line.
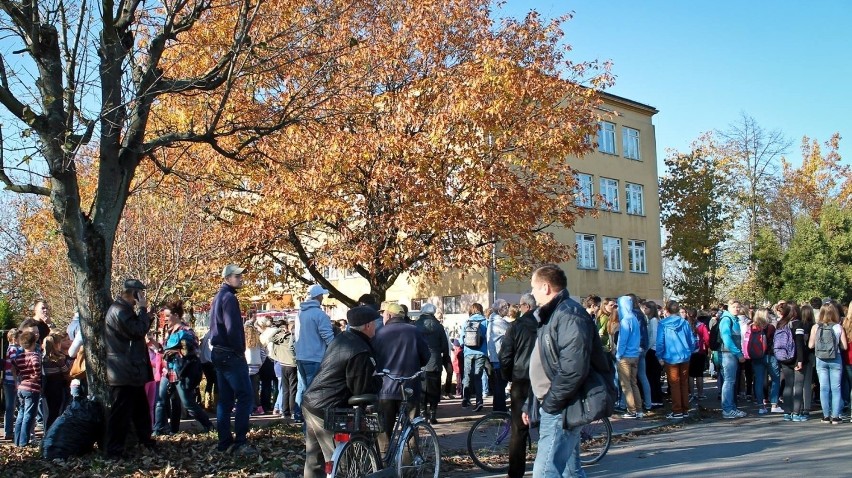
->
[600, 91, 659, 115]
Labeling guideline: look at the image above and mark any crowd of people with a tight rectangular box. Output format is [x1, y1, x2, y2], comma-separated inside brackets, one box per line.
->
[3, 261, 852, 478]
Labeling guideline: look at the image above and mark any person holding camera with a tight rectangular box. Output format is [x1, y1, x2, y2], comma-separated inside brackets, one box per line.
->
[104, 279, 156, 459]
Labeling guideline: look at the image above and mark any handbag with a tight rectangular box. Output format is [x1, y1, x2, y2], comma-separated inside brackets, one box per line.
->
[562, 367, 616, 429]
[69, 349, 86, 381]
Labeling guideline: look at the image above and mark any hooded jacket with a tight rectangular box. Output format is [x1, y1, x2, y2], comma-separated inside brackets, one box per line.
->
[294, 299, 335, 363]
[719, 310, 743, 357]
[656, 314, 695, 364]
[460, 314, 488, 356]
[616, 296, 641, 361]
[487, 314, 510, 364]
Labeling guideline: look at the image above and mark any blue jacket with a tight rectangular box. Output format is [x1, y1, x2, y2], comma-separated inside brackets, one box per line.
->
[616, 296, 641, 360]
[719, 311, 743, 358]
[460, 314, 488, 356]
[373, 317, 429, 400]
[209, 284, 245, 354]
[656, 315, 695, 365]
[486, 314, 510, 366]
[295, 300, 335, 363]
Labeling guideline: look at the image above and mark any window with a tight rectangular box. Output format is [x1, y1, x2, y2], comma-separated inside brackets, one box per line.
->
[322, 267, 339, 280]
[575, 233, 597, 270]
[623, 127, 640, 160]
[345, 268, 358, 278]
[599, 178, 619, 211]
[443, 296, 462, 314]
[603, 236, 623, 271]
[598, 121, 616, 154]
[626, 183, 645, 216]
[629, 240, 647, 273]
[411, 298, 425, 311]
[574, 173, 594, 208]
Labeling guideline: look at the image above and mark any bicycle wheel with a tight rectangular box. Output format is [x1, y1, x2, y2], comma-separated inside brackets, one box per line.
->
[579, 417, 612, 465]
[466, 411, 511, 472]
[333, 436, 381, 478]
[396, 421, 441, 478]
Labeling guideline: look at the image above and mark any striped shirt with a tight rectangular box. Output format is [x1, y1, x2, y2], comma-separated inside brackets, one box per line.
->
[3, 345, 21, 384]
[13, 351, 42, 394]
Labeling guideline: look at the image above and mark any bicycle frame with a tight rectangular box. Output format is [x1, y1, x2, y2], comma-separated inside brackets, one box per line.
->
[379, 371, 425, 467]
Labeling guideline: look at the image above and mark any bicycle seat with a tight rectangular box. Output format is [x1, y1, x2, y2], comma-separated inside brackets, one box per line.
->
[348, 394, 378, 406]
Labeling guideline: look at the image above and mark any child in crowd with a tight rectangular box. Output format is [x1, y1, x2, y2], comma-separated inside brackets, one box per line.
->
[3, 328, 20, 441]
[13, 330, 42, 447]
[41, 331, 71, 431]
[245, 322, 267, 415]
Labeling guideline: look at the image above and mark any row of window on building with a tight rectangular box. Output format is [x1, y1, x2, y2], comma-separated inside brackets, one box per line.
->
[575, 234, 647, 273]
[575, 174, 644, 215]
[598, 121, 640, 159]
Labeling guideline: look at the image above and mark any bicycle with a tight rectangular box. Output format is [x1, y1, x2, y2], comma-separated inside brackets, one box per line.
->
[467, 411, 611, 472]
[325, 370, 441, 478]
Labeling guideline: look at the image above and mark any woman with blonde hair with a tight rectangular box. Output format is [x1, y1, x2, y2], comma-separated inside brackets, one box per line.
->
[744, 309, 772, 414]
[809, 303, 848, 424]
[245, 322, 268, 415]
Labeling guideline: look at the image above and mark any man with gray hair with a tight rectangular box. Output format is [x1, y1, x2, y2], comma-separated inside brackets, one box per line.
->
[499, 293, 538, 478]
[415, 303, 452, 423]
[487, 298, 511, 411]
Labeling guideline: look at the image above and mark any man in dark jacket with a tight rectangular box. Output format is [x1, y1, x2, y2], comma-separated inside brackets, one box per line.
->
[525, 264, 610, 478]
[302, 306, 381, 478]
[414, 303, 451, 424]
[208, 264, 257, 456]
[373, 302, 429, 451]
[104, 279, 156, 458]
[499, 293, 538, 478]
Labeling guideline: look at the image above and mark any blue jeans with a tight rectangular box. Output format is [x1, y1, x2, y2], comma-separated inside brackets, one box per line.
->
[14, 390, 39, 446]
[3, 382, 16, 439]
[274, 361, 284, 412]
[532, 408, 585, 478]
[720, 352, 739, 413]
[751, 356, 767, 405]
[463, 354, 486, 405]
[816, 356, 843, 418]
[212, 348, 253, 451]
[296, 361, 321, 417]
[637, 350, 652, 409]
[489, 362, 507, 412]
[155, 375, 213, 432]
[766, 355, 781, 405]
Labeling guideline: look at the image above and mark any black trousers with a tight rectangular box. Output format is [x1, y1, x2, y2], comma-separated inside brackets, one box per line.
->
[106, 385, 154, 457]
[508, 380, 531, 478]
[645, 349, 664, 403]
[282, 365, 298, 416]
[421, 371, 442, 410]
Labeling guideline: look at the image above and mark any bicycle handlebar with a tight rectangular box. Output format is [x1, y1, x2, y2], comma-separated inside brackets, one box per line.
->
[377, 369, 424, 382]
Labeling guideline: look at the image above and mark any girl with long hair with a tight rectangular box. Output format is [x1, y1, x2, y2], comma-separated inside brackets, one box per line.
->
[809, 303, 848, 424]
[42, 331, 70, 430]
[777, 303, 807, 421]
[687, 308, 710, 400]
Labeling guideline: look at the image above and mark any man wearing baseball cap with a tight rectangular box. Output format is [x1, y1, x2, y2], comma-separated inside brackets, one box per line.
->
[208, 264, 258, 456]
[294, 284, 335, 423]
[104, 279, 156, 458]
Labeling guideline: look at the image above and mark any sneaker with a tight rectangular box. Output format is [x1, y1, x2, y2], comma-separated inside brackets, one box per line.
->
[783, 414, 793, 421]
[722, 410, 742, 419]
[472, 403, 484, 412]
[821, 416, 831, 424]
[622, 412, 638, 419]
[461, 401, 470, 409]
[636, 412, 645, 419]
[231, 444, 260, 456]
[771, 406, 784, 413]
[665, 412, 685, 419]
[831, 417, 843, 425]
[758, 407, 768, 415]
[734, 409, 747, 418]
[792, 414, 808, 422]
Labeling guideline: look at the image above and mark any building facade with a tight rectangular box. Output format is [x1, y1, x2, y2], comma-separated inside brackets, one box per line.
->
[311, 92, 663, 333]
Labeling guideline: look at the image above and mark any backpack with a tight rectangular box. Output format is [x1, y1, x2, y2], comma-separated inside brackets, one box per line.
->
[708, 320, 722, 351]
[815, 324, 838, 360]
[745, 326, 767, 360]
[464, 320, 483, 348]
[773, 325, 796, 362]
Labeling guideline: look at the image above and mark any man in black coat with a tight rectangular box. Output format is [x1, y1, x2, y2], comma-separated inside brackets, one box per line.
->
[104, 279, 155, 458]
[414, 303, 451, 424]
[499, 293, 539, 478]
[302, 307, 381, 478]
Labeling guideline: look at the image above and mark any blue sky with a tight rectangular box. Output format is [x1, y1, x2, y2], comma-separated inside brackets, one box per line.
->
[498, 0, 852, 169]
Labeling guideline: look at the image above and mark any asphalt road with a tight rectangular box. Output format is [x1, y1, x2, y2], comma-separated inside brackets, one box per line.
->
[460, 415, 852, 477]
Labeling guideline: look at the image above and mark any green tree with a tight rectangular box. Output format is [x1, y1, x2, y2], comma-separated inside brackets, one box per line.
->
[0, 295, 15, 331]
[659, 145, 731, 308]
[780, 215, 846, 301]
[753, 227, 784, 303]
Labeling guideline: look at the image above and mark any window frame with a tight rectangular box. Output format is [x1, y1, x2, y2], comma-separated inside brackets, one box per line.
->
[574, 173, 594, 208]
[622, 126, 640, 160]
[599, 177, 620, 212]
[598, 121, 616, 154]
[628, 239, 648, 273]
[442, 295, 462, 314]
[625, 182, 645, 216]
[602, 236, 623, 272]
[575, 233, 598, 270]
